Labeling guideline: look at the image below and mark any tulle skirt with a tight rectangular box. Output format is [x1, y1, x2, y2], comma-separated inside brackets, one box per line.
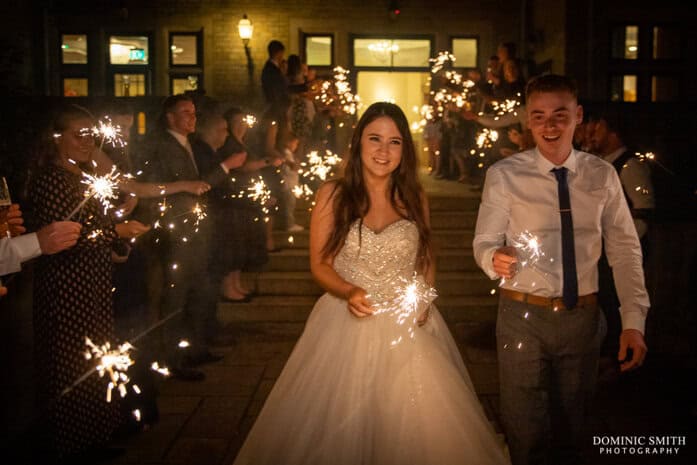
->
[233, 293, 510, 465]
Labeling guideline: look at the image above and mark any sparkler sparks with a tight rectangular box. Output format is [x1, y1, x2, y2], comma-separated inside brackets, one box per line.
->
[430, 51, 456, 74]
[83, 337, 136, 403]
[66, 166, 122, 220]
[635, 151, 676, 176]
[243, 114, 257, 128]
[475, 129, 499, 149]
[509, 231, 544, 268]
[81, 117, 127, 150]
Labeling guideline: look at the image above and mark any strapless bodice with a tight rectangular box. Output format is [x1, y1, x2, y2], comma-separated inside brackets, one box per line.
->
[333, 219, 419, 305]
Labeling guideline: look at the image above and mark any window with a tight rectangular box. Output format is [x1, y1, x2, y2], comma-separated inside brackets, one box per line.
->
[653, 26, 680, 59]
[171, 75, 200, 95]
[108, 34, 151, 97]
[353, 38, 432, 68]
[109, 35, 149, 65]
[170, 33, 201, 66]
[114, 73, 146, 97]
[651, 76, 679, 101]
[61, 34, 87, 64]
[450, 37, 478, 68]
[303, 34, 333, 67]
[168, 31, 203, 96]
[63, 78, 88, 97]
[611, 25, 639, 60]
[610, 75, 637, 102]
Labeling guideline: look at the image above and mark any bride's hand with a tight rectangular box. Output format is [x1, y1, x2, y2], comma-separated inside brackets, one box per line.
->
[347, 287, 373, 318]
[417, 304, 431, 327]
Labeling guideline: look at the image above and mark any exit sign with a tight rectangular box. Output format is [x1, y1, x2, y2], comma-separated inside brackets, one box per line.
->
[129, 48, 145, 61]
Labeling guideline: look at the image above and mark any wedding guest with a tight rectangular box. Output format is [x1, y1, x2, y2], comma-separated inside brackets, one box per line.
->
[474, 75, 649, 465]
[27, 104, 145, 461]
[261, 40, 289, 107]
[140, 94, 222, 381]
[0, 203, 81, 284]
[218, 107, 272, 300]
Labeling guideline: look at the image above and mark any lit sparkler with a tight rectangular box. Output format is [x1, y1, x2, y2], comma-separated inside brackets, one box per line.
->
[243, 114, 257, 128]
[66, 165, 122, 220]
[476, 129, 499, 149]
[83, 337, 136, 403]
[81, 116, 127, 151]
[635, 151, 676, 176]
[430, 51, 456, 74]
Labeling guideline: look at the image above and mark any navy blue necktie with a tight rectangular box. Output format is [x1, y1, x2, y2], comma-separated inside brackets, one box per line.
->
[552, 167, 578, 309]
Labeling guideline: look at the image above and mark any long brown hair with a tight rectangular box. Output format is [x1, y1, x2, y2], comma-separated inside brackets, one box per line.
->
[321, 102, 432, 272]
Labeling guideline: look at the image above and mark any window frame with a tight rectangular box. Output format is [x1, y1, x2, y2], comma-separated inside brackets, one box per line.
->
[106, 32, 153, 97]
[301, 32, 335, 69]
[169, 30, 203, 68]
[449, 35, 480, 70]
[350, 34, 434, 72]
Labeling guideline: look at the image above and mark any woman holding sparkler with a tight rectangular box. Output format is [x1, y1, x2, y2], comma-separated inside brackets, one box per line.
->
[233, 102, 510, 465]
[27, 104, 127, 462]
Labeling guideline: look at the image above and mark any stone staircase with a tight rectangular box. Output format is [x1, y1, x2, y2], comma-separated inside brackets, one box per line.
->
[219, 190, 498, 326]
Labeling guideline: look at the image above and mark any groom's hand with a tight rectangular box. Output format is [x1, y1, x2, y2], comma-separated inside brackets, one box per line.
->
[493, 246, 518, 279]
[618, 329, 647, 372]
[347, 287, 373, 318]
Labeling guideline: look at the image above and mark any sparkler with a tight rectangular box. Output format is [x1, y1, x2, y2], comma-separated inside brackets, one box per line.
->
[499, 231, 547, 287]
[82, 337, 137, 403]
[476, 129, 499, 149]
[429, 51, 456, 74]
[243, 114, 257, 128]
[316, 67, 361, 115]
[80, 116, 127, 152]
[65, 165, 122, 220]
[635, 151, 676, 176]
[372, 274, 438, 346]
[489, 97, 522, 116]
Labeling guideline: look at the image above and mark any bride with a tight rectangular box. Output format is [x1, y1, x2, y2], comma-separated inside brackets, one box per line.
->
[233, 102, 510, 465]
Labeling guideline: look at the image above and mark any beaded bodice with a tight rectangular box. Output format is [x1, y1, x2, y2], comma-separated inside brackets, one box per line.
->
[333, 219, 419, 305]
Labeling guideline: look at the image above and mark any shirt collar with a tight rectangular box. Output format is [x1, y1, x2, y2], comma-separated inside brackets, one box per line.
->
[534, 146, 578, 176]
[602, 146, 627, 164]
[167, 129, 191, 149]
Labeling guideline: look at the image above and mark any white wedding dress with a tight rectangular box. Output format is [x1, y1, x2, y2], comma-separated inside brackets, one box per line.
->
[233, 219, 510, 465]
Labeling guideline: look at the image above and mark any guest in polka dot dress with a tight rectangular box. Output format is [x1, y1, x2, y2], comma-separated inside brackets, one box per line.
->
[28, 104, 138, 461]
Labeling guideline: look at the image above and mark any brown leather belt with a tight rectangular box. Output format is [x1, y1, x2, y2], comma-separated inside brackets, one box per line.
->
[500, 288, 597, 311]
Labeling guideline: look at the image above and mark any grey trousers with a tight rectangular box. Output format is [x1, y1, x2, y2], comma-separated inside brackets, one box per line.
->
[496, 296, 606, 465]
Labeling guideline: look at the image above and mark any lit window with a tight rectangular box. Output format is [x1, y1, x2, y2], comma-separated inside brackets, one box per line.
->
[110, 36, 149, 65]
[63, 78, 88, 96]
[610, 75, 637, 102]
[305, 35, 332, 67]
[651, 76, 679, 101]
[354, 38, 431, 68]
[114, 74, 146, 97]
[61, 34, 87, 64]
[171, 34, 199, 66]
[172, 75, 199, 95]
[611, 26, 639, 60]
[451, 38, 478, 68]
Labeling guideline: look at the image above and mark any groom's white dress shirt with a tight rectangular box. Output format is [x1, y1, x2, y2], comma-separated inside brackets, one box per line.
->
[473, 147, 650, 333]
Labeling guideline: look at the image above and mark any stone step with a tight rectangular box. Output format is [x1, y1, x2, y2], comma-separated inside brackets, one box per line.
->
[273, 229, 475, 250]
[292, 210, 477, 230]
[217, 295, 498, 324]
[265, 248, 480, 272]
[240, 271, 495, 297]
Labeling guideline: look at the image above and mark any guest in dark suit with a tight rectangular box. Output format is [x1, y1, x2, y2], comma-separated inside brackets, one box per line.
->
[141, 95, 224, 380]
[261, 40, 289, 107]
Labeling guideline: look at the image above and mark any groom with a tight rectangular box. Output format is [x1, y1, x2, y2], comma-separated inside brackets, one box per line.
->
[473, 74, 649, 465]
